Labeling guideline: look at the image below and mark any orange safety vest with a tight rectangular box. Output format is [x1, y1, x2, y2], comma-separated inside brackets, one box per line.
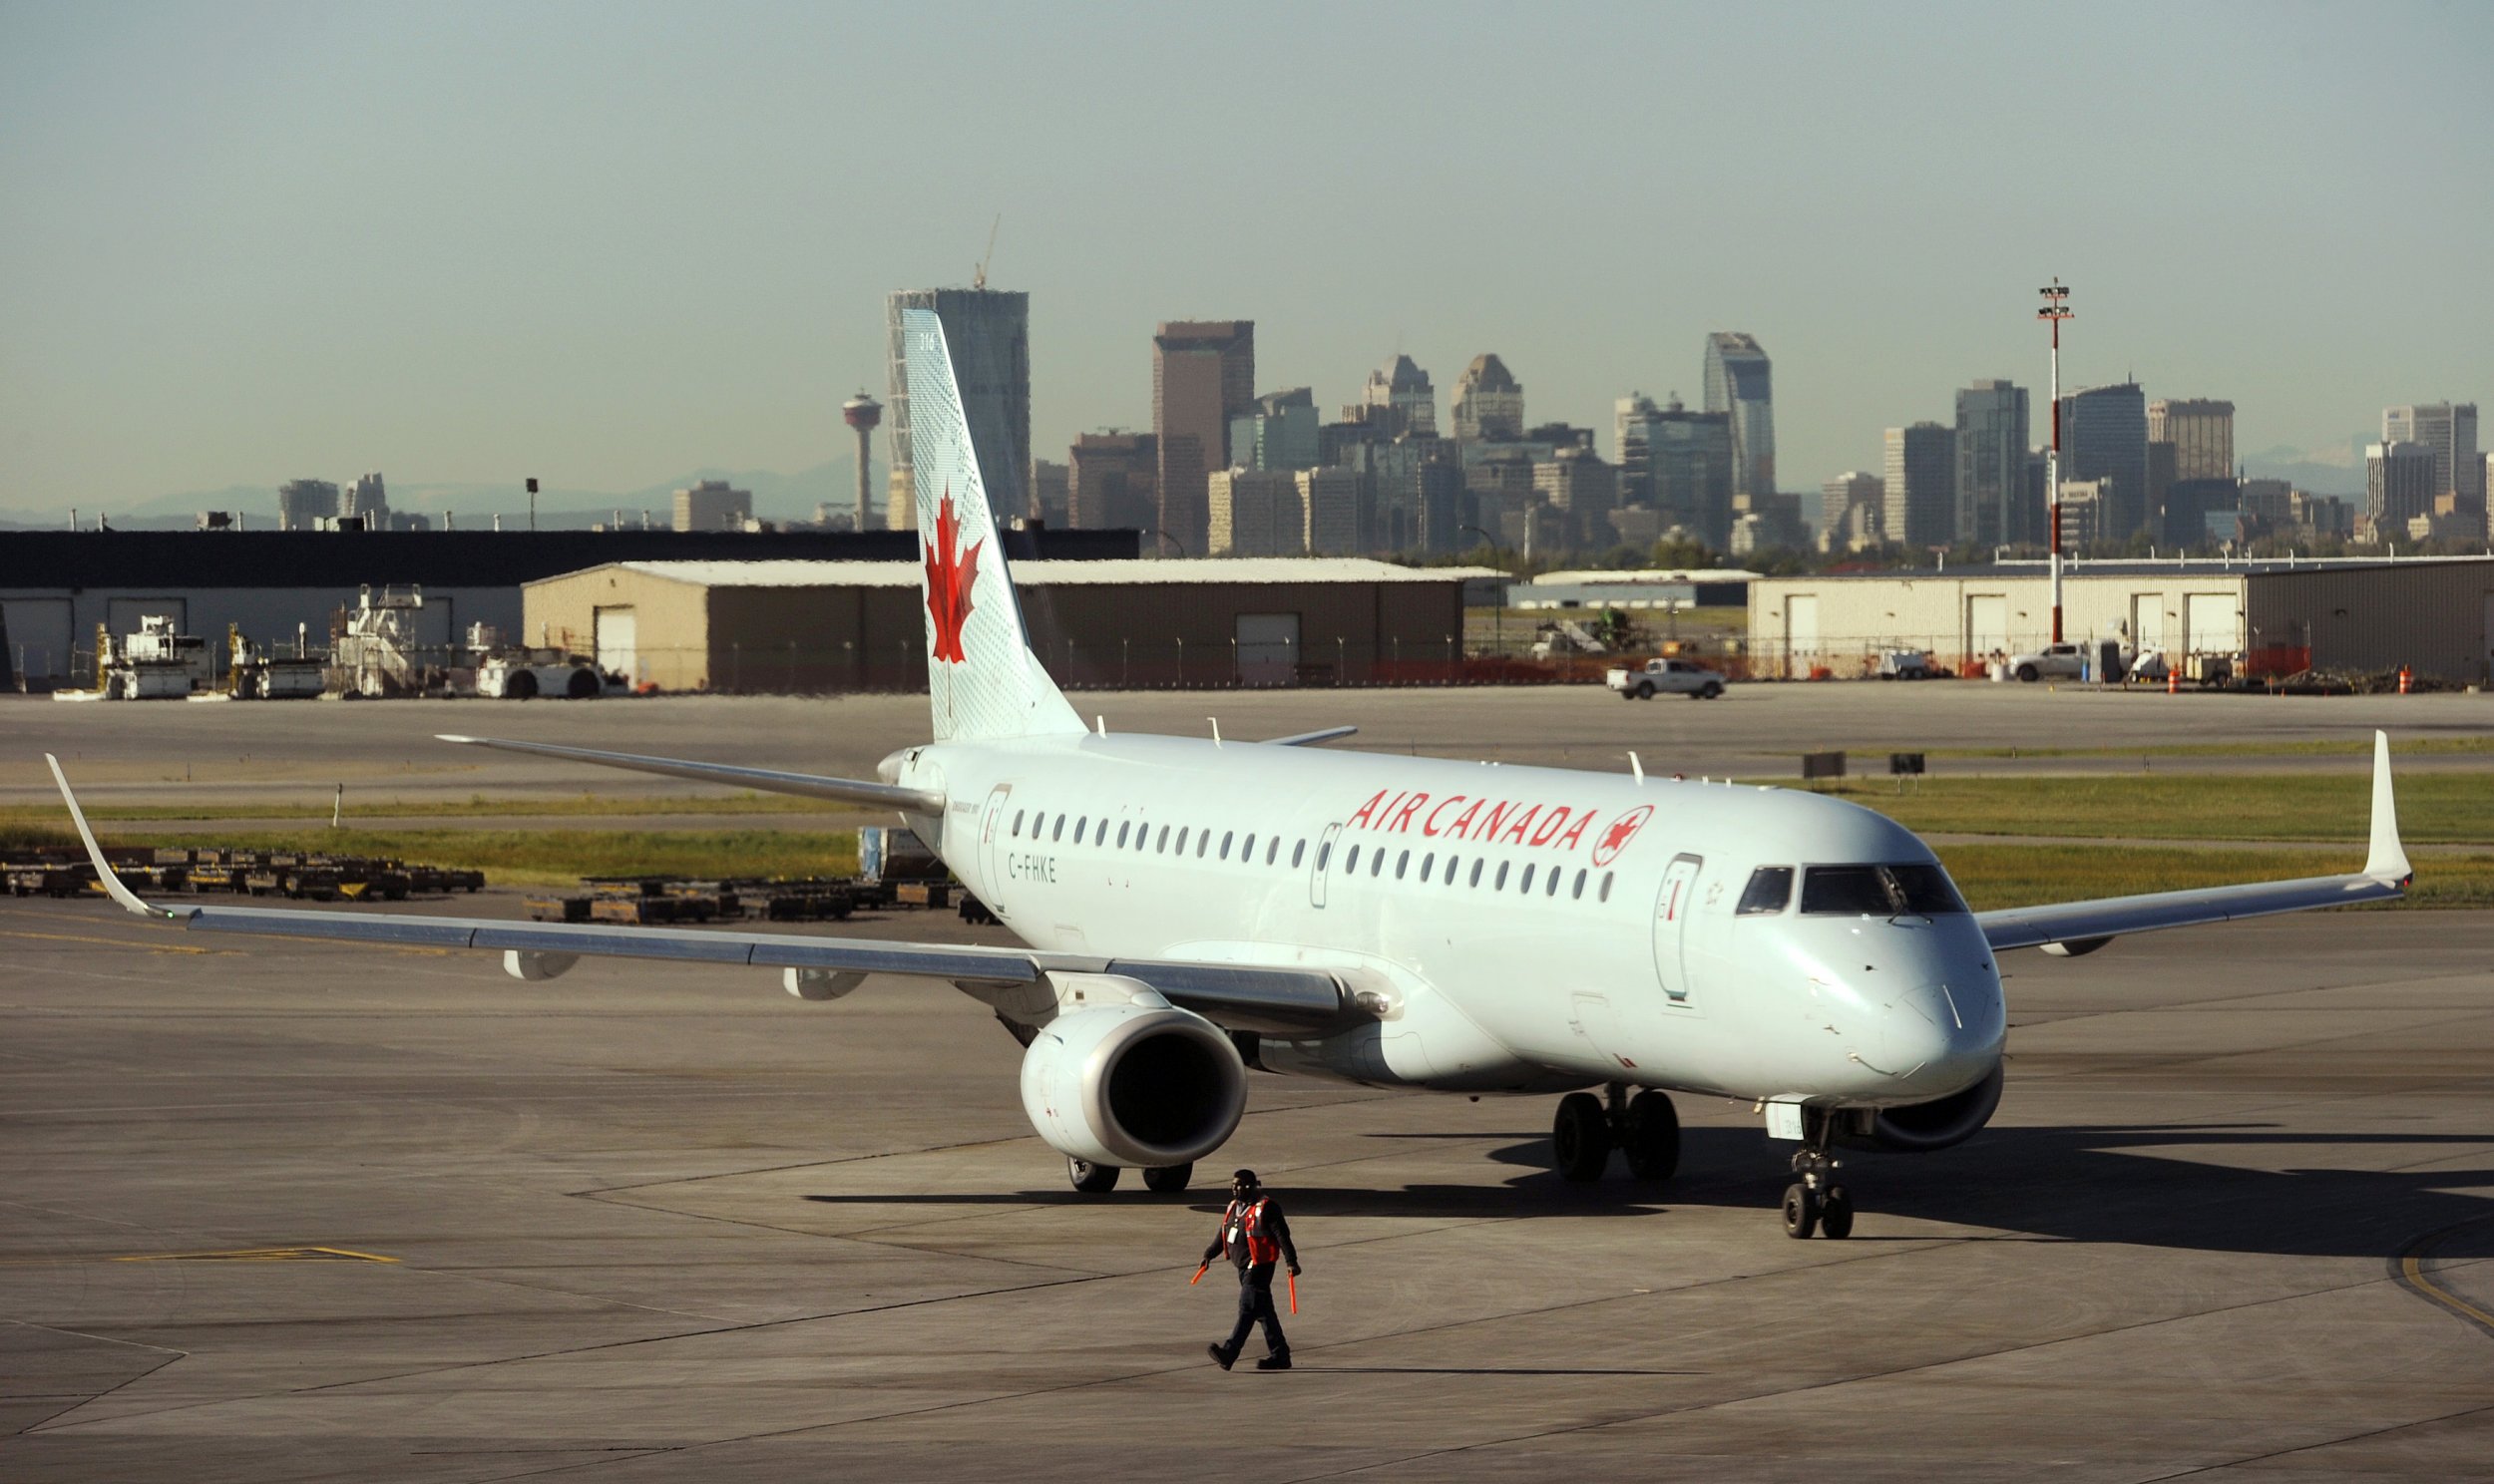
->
[1221, 1197, 1283, 1266]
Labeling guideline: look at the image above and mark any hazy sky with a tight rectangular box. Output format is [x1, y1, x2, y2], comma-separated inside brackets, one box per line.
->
[4, 0, 2489, 515]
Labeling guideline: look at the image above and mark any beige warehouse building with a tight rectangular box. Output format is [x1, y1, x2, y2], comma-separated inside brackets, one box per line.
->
[525, 558, 1499, 693]
[1750, 556, 2494, 682]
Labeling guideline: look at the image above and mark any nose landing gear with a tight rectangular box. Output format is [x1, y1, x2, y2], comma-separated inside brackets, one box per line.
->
[1782, 1115, 1853, 1239]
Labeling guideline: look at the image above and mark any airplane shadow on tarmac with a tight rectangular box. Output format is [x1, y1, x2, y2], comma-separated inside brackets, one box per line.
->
[805, 1123, 2494, 1260]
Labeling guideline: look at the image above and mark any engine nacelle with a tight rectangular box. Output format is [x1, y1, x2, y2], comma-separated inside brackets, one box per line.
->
[1837, 1059, 2005, 1153]
[1019, 1000, 1248, 1169]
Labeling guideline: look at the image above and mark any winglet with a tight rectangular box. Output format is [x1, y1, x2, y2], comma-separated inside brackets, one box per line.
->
[43, 755, 183, 920]
[2364, 730, 2411, 885]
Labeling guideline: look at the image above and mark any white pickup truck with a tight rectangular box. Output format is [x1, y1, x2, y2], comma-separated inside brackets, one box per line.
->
[2005, 642, 2086, 683]
[1605, 656, 1727, 700]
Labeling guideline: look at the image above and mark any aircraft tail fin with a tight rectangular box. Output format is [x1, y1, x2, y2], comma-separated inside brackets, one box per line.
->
[900, 306, 1083, 742]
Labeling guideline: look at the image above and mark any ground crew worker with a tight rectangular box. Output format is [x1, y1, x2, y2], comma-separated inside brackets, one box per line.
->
[1203, 1168, 1300, 1371]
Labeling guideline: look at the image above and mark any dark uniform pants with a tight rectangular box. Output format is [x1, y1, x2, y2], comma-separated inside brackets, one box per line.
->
[1223, 1262, 1287, 1356]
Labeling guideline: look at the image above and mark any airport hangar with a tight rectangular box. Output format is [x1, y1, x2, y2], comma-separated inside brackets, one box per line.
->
[0, 526, 1134, 691]
[1749, 555, 2494, 682]
[522, 558, 1504, 692]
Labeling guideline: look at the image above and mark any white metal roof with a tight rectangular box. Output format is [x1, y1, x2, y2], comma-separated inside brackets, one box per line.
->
[561, 558, 1504, 589]
[1528, 567, 1762, 585]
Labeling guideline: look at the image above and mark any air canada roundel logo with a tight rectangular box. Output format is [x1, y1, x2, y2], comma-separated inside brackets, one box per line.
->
[1590, 804, 1653, 868]
[924, 488, 983, 665]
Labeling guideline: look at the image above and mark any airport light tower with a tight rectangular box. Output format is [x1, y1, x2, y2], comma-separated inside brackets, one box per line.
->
[2037, 280, 2072, 645]
[842, 392, 882, 532]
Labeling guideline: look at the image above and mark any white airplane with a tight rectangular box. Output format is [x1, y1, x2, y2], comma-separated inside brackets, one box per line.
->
[47, 308, 2415, 1239]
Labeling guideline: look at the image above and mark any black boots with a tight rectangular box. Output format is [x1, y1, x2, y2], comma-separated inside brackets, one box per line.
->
[1254, 1350, 1292, 1371]
[1207, 1343, 1237, 1370]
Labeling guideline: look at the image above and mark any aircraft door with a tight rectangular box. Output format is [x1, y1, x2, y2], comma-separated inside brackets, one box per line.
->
[1309, 823, 1341, 909]
[1652, 854, 1704, 1007]
[978, 784, 1014, 918]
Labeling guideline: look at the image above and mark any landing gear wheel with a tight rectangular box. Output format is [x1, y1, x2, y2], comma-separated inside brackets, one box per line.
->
[1819, 1187, 1855, 1240]
[1552, 1092, 1612, 1182]
[1066, 1157, 1120, 1194]
[1622, 1090, 1681, 1181]
[1782, 1182, 1819, 1239]
[1142, 1162, 1192, 1194]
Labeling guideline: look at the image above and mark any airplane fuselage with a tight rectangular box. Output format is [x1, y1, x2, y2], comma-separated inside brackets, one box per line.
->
[898, 735, 2007, 1111]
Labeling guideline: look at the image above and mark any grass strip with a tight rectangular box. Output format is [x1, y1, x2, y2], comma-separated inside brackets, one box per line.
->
[1790, 772, 2494, 845]
[1902, 735, 2494, 761]
[0, 791, 856, 825]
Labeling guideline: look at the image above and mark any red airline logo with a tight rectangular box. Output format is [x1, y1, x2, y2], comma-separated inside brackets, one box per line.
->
[1591, 805, 1652, 867]
[1342, 789, 1651, 860]
[924, 489, 982, 665]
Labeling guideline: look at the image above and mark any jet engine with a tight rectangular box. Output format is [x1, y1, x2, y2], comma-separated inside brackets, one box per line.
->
[1837, 1059, 2005, 1153]
[1019, 1000, 1249, 1169]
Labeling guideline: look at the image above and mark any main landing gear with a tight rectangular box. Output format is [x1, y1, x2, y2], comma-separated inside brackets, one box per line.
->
[1551, 1084, 1681, 1183]
[1782, 1115, 1854, 1240]
[1063, 1157, 1194, 1195]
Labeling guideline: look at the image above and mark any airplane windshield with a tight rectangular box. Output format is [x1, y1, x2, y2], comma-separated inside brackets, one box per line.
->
[1799, 864, 1966, 917]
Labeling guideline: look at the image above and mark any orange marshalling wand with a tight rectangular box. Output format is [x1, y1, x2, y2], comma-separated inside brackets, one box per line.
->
[1288, 1272, 1299, 1314]
[1190, 1262, 1210, 1286]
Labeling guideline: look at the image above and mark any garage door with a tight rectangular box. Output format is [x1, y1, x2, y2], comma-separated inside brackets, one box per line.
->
[2, 597, 74, 687]
[595, 606, 637, 682]
[1784, 594, 1820, 677]
[2183, 592, 2238, 656]
[2132, 594, 2167, 658]
[1236, 612, 1299, 687]
[1967, 594, 2008, 660]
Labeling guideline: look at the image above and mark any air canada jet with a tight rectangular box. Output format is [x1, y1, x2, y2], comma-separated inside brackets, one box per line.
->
[47, 308, 2415, 1238]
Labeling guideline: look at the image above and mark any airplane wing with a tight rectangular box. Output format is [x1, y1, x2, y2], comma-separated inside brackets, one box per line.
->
[1975, 730, 2411, 955]
[42, 756, 1350, 1036]
[435, 734, 943, 814]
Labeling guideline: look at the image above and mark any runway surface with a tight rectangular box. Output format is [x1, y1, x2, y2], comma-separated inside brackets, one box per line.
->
[5, 685, 2493, 1479]
[5, 897, 2492, 1481]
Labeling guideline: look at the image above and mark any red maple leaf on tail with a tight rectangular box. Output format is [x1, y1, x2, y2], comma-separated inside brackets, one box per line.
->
[924, 490, 983, 665]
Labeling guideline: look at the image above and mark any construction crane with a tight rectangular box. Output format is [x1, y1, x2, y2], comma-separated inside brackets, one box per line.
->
[973, 214, 1000, 290]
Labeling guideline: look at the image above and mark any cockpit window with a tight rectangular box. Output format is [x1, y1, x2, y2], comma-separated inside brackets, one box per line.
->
[1800, 864, 1966, 916]
[1736, 867, 1795, 916]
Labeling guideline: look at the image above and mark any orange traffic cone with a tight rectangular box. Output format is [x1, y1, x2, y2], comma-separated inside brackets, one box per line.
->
[2399, 666, 2413, 695]
[2167, 668, 2179, 695]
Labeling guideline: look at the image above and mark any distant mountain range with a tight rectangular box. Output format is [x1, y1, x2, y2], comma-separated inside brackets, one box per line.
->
[2239, 437, 2368, 497]
[0, 458, 868, 532]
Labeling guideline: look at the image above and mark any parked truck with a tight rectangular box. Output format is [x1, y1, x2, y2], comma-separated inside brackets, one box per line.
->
[1603, 656, 1727, 700]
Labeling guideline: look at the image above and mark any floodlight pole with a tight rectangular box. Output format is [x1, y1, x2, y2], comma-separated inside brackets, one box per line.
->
[2038, 280, 2072, 644]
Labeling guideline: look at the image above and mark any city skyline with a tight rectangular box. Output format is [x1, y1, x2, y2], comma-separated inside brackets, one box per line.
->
[3, 2, 2489, 516]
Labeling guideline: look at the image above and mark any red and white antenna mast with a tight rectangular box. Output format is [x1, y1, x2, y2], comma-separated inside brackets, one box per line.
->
[2038, 279, 2073, 645]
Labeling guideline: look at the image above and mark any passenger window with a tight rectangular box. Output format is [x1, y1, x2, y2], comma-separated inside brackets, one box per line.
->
[1156, 825, 1170, 853]
[1495, 862, 1510, 890]
[1198, 831, 1211, 858]
[1292, 841, 1305, 868]
[1420, 852, 1435, 879]
[1051, 816, 1065, 843]
[1738, 867, 1796, 916]
[1546, 869, 1561, 897]
[1470, 860, 1485, 888]
[1221, 831, 1234, 859]
[1116, 821, 1130, 848]
[1519, 865, 1535, 893]
[1572, 869, 1586, 900]
[1314, 841, 1329, 871]
[1268, 839, 1281, 866]
[1395, 850, 1409, 880]
[1599, 871, 1614, 903]
[1013, 809, 1025, 837]
[1371, 850, 1384, 877]
[1073, 818, 1086, 844]
[1175, 828, 1189, 854]
[1345, 845, 1360, 873]
[1242, 834, 1255, 861]
[1445, 856, 1458, 885]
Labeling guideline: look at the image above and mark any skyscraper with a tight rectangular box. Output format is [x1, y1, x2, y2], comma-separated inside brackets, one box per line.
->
[1229, 388, 1319, 473]
[2148, 399, 2235, 482]
[1067, 432, 1157, 532]
[1702, 332, 1774, 501]
[1642, 396, 1735, 549]
[275, 478, 339, 531]
[1614, 392, 1663, 507]
[1820, 471, 1882, 550]
[1207, 469, 1307, 556]
[2384, 403, 2482, 502]
[2366, 442, 2439, 529]
[1152, 320, 1256, 557]
[1451, 354, 1524, 441]
[1953, 380, 2030, 546]
[672, 479, 752, 533]
[1883, 423, 1957, 550]
[2060, 381, 2150, 542]
[885, 287, 1030, 532]
[1347, 355, 1436, 437]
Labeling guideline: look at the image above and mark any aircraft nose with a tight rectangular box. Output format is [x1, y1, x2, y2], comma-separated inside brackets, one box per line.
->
[1874, 978, 2005, 1098]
